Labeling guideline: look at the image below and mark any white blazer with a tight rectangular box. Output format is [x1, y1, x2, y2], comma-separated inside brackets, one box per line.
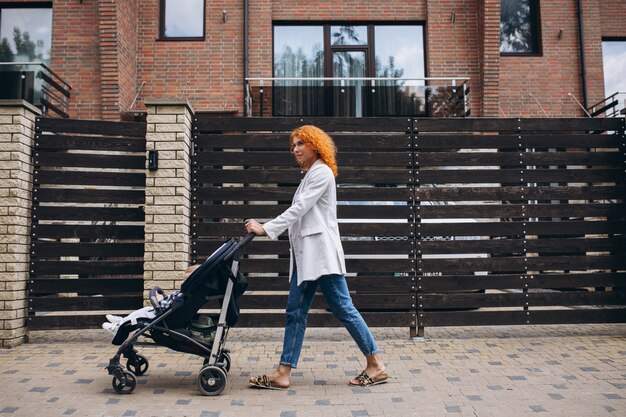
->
[263, 160, 347, 285]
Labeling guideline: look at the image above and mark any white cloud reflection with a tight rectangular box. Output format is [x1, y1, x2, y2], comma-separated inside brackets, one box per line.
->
[602, 41, 626, 96]
[0, 8, 52, 61]
[164, 0, 204, 38]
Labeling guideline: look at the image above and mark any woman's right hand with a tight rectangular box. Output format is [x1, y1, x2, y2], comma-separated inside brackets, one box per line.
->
[245, 219, 267, 236]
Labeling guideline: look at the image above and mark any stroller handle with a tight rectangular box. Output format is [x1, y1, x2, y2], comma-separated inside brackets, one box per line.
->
[238, 232, 256, 248]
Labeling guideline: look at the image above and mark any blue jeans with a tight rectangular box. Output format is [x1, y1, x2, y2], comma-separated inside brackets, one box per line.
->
[280, 271, 379, 368]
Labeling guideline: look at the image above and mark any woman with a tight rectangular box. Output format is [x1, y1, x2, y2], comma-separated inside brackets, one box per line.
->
[245, 125, 388, 390]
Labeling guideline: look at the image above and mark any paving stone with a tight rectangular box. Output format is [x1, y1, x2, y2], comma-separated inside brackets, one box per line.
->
[0, 325, 623, 417]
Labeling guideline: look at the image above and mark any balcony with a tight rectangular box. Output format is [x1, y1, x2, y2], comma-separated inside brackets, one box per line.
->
[588, 91, 626, 118]
[0, 62, 71, 118]
[244, 77, 470, 118]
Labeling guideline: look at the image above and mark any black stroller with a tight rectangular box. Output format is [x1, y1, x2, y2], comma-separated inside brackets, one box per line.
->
[106, 234, 253, 396]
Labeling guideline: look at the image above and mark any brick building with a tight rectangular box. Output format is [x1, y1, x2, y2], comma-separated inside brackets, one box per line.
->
[1, 0, 625, 120]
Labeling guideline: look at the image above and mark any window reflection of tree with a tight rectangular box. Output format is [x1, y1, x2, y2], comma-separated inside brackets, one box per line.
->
[0, 27, 46, 62]
[274, 43, 324, 116]
[500, 0, 534, 53]
[331, 26, 363, 46]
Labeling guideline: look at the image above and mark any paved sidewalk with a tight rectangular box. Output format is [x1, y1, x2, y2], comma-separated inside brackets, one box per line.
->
[0, 324, 625, 417]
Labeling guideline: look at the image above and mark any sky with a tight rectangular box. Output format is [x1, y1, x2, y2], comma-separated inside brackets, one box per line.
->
[602, 41, 626, 97]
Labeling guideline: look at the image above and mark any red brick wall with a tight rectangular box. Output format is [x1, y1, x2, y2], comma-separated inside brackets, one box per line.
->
[39, 0, 626, 119]
[98, 0, 119, 120]
[499, 0, 585, 117]
[600, 0, 626, 38]
[134, 0, 243, 115]
[50, 0, 102, 120]
[116, 0, 139, 115]
[476, 0, 500, 117]
[425, 0, 481, 115]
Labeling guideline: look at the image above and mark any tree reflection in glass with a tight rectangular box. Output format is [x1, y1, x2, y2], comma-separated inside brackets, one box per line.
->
[500, 0, 536, 53]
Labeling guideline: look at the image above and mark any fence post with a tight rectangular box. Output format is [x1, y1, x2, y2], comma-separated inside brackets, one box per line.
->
[143, 99, 194, 303]
[0, 100, 41, 348]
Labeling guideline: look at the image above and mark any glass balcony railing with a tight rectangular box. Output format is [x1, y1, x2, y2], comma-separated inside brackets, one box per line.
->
[0, 62, 71, 118]
[244, 77, 470, 117]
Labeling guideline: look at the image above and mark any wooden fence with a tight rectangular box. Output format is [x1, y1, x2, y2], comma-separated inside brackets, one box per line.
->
[27, 115, 626, 334]
[191, 117, 416, 330]
[28, 118, 146, 329]
[413, 118, 626, 335]
[192, 116, 626, 336]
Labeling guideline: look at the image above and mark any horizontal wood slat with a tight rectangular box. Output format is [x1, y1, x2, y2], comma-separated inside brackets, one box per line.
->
[418, 186, 626, 201]
[419, 203, 626, 219]
[419, 272, 626, 291]
[237, 258, 414, 274]
[34, 206, 145, 222]
[416, 151, 622, 166]
[194, 168, 411, 184]
[194, 204, 411, 219]
[420, 308, 626, 327]
[412, 117, 624, 133]
[33, 224, 144, 239]
[421, 291, 626, 309]
[32, 260, 144, 276]
[37, 117, 146, 137]
[30, 278, 143, 294]
[36, 152, 145, 169]
[420, 237, 625, 255]
[195, 132, 410, 150]
[32, 242, 144, 258]
[234, 312, 413, 328]
[419, 168, 625, 184]
[37, 134, 146, 151]
[195, 222, 412, 238]
[239, 293, 413, 310]
[420, 221, 626, 236]
[243, 275, 413, 292]
[34, 188, 144, 204]
[416, 134, 622, 149]
[194, 187, 411, 201]
[30, 295, 143, 312]
[194, 151, 413, 167]
[421, 308, 626, 327]
[36, 170, 145, 187]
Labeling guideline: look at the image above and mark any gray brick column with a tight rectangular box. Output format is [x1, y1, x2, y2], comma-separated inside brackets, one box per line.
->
[0, 100, 41, 348]
[143, 99, 194, 301]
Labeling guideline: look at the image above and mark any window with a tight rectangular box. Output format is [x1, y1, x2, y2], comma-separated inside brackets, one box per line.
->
[0, 2, 52, 64]
[500, 0, 541, 54]
[160, 0, 205, 40]
[273, 23, 425, 116]
[602, 40, 626, 97]
[0, 2, 52, 105]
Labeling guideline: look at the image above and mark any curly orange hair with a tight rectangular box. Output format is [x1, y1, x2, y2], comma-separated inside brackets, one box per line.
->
[290, 125, 338, 177]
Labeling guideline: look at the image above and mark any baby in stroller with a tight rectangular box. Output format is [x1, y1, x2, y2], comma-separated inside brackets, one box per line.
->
[104, 236, 251, 396]
[101, 264, 201, 341]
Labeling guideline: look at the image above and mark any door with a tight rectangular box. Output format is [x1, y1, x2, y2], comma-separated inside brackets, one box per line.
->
[332, 50, 366, 117]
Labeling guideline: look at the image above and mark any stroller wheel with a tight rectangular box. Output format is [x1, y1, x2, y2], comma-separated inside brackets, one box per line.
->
[112, 371, 137, 394]
[126, 354, 149, 376]
[196, 366, 227, 396]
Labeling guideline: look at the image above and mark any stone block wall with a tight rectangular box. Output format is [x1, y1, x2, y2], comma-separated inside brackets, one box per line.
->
[143, 100, 193, 300]
[0, 101, 40, 348]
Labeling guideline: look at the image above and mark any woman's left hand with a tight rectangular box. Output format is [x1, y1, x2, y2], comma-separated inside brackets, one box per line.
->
[245, 219, 267, 236]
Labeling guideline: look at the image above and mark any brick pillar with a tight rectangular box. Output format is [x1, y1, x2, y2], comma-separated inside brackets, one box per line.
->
[143, 99, 193, 301]
[478, 0, 501, 117]
[0, 100, 40, 348]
